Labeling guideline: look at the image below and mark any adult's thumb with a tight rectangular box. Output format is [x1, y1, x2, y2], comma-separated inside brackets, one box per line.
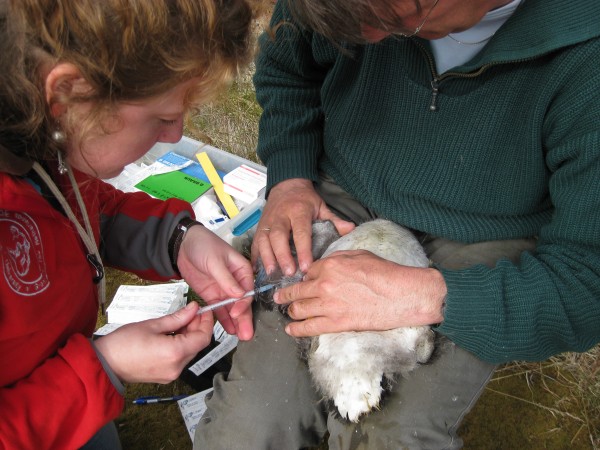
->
[331, 216, 356, 236]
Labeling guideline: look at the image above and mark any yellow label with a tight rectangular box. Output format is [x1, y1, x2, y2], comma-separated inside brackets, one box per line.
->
[196, 152, 239, 218]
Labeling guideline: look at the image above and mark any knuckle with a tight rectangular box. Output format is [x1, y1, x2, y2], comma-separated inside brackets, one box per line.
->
[319, 278, 336, 294]
[320, 257, 337, 270]
[289, 203, 310, 218]
[303, 319, 320, 335]
[287, 302, 299, 318]
[293, 226, 312, 239]
[290, 283, 302, 298]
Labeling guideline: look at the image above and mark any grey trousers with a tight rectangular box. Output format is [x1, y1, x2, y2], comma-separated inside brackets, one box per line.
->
[194, 175, 536, 449]
[79, 421, 122, 450]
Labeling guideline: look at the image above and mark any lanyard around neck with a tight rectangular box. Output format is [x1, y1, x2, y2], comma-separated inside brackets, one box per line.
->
[32, 162, 106, 313]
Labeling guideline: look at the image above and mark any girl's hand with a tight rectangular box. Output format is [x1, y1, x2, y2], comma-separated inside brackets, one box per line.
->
[177, 225, 255, 340]
[93, 302, 214, 383]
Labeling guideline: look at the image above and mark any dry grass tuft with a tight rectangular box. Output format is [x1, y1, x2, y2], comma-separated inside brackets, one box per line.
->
[494, 348, 600, 448]
[186, 74, 261, 164]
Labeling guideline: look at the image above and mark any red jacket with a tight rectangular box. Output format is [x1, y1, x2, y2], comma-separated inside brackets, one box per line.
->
[0, 168, 193, 449]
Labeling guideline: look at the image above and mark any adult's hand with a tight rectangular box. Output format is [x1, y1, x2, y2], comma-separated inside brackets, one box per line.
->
[177, 225, 255, 340]
[251, 178, 355, 277]
[93, 302, 214, 383]
[273, 250, 447, 337]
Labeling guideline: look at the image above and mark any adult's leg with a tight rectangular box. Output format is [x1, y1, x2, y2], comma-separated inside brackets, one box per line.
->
[326, 336, 494, 450]
[316, 173, 379, 225]
[79, 421, 122, 450]
[194, 174, 365, 449]
[197, 173, 535, 449]
[316, 174, 535, 449]
[326, 236, 535, 450]
[193, 308, 329, 449]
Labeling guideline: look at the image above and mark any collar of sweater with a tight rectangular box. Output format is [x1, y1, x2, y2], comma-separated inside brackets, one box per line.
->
[415, 0, 600, 72]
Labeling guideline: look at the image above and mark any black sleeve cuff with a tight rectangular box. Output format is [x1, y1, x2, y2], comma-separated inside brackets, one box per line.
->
[167, 217, 203, 275]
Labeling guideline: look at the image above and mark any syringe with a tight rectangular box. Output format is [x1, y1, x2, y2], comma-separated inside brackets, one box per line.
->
[197, 283, 276, 314]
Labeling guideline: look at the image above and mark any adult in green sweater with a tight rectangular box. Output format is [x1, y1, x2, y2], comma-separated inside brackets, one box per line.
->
[195, 0, 600, 448]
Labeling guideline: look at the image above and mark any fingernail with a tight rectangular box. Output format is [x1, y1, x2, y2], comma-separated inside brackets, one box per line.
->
[273, 291, 280, 303]
[284, 324, 291, 335]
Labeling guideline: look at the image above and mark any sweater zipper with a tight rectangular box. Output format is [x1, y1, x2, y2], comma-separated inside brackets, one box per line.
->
[429, 78, 440, 112]
[413, 40, 531, 112]
[412, 41, 447, 111]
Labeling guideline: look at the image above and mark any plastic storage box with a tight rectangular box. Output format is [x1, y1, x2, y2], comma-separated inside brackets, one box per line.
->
[137, 136, 266, 245]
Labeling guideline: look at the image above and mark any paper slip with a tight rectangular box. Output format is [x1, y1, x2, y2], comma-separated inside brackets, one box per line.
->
[157, 151, 225, 184]
[106, 282, 188, 324]
[223, 164, 267, 204]
[178, 388, 214, 442]
[149, 159, 194, 176]
[188, 333, 238, 376]
[212, 321, 229, 343]
[93, 322, 124, 337]
[104, 159, 193, 193]
[103, 163, 151, 193]
[104, 151, 225, 201]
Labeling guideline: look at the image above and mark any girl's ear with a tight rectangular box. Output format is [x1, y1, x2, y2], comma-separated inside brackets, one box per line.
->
[45, 63, 93, 118]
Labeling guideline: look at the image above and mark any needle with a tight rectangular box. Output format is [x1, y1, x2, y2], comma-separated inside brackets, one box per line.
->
[197, 283, 276, 314]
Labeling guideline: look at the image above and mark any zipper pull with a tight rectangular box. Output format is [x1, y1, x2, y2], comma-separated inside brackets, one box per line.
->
[429, 78, 440, 112]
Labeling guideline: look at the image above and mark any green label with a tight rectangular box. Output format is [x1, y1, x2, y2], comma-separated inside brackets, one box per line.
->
[135, 171, 211, 202]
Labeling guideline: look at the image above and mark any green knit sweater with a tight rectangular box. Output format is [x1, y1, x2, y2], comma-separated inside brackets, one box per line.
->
[253, 0, 600, 363]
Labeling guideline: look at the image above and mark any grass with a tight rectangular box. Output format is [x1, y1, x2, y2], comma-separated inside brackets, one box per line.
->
[460, 350, 600, 449]
[102, 11, 599, 449]
[186, 66, 262, 165]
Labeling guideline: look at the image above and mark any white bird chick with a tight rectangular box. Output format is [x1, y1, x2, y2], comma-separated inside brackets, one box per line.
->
[255, 219, 435, 423]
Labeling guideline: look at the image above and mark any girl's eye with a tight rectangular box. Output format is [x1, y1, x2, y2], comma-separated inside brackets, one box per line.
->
[160, 119, 178, 126]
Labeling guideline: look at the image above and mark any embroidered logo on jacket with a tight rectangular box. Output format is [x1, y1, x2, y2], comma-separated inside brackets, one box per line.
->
[0, 211, 49, 295]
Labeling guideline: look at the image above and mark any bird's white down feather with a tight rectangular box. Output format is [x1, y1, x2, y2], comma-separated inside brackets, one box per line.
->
[308, 219, 434, 422]
[256, 219, 435, 422]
